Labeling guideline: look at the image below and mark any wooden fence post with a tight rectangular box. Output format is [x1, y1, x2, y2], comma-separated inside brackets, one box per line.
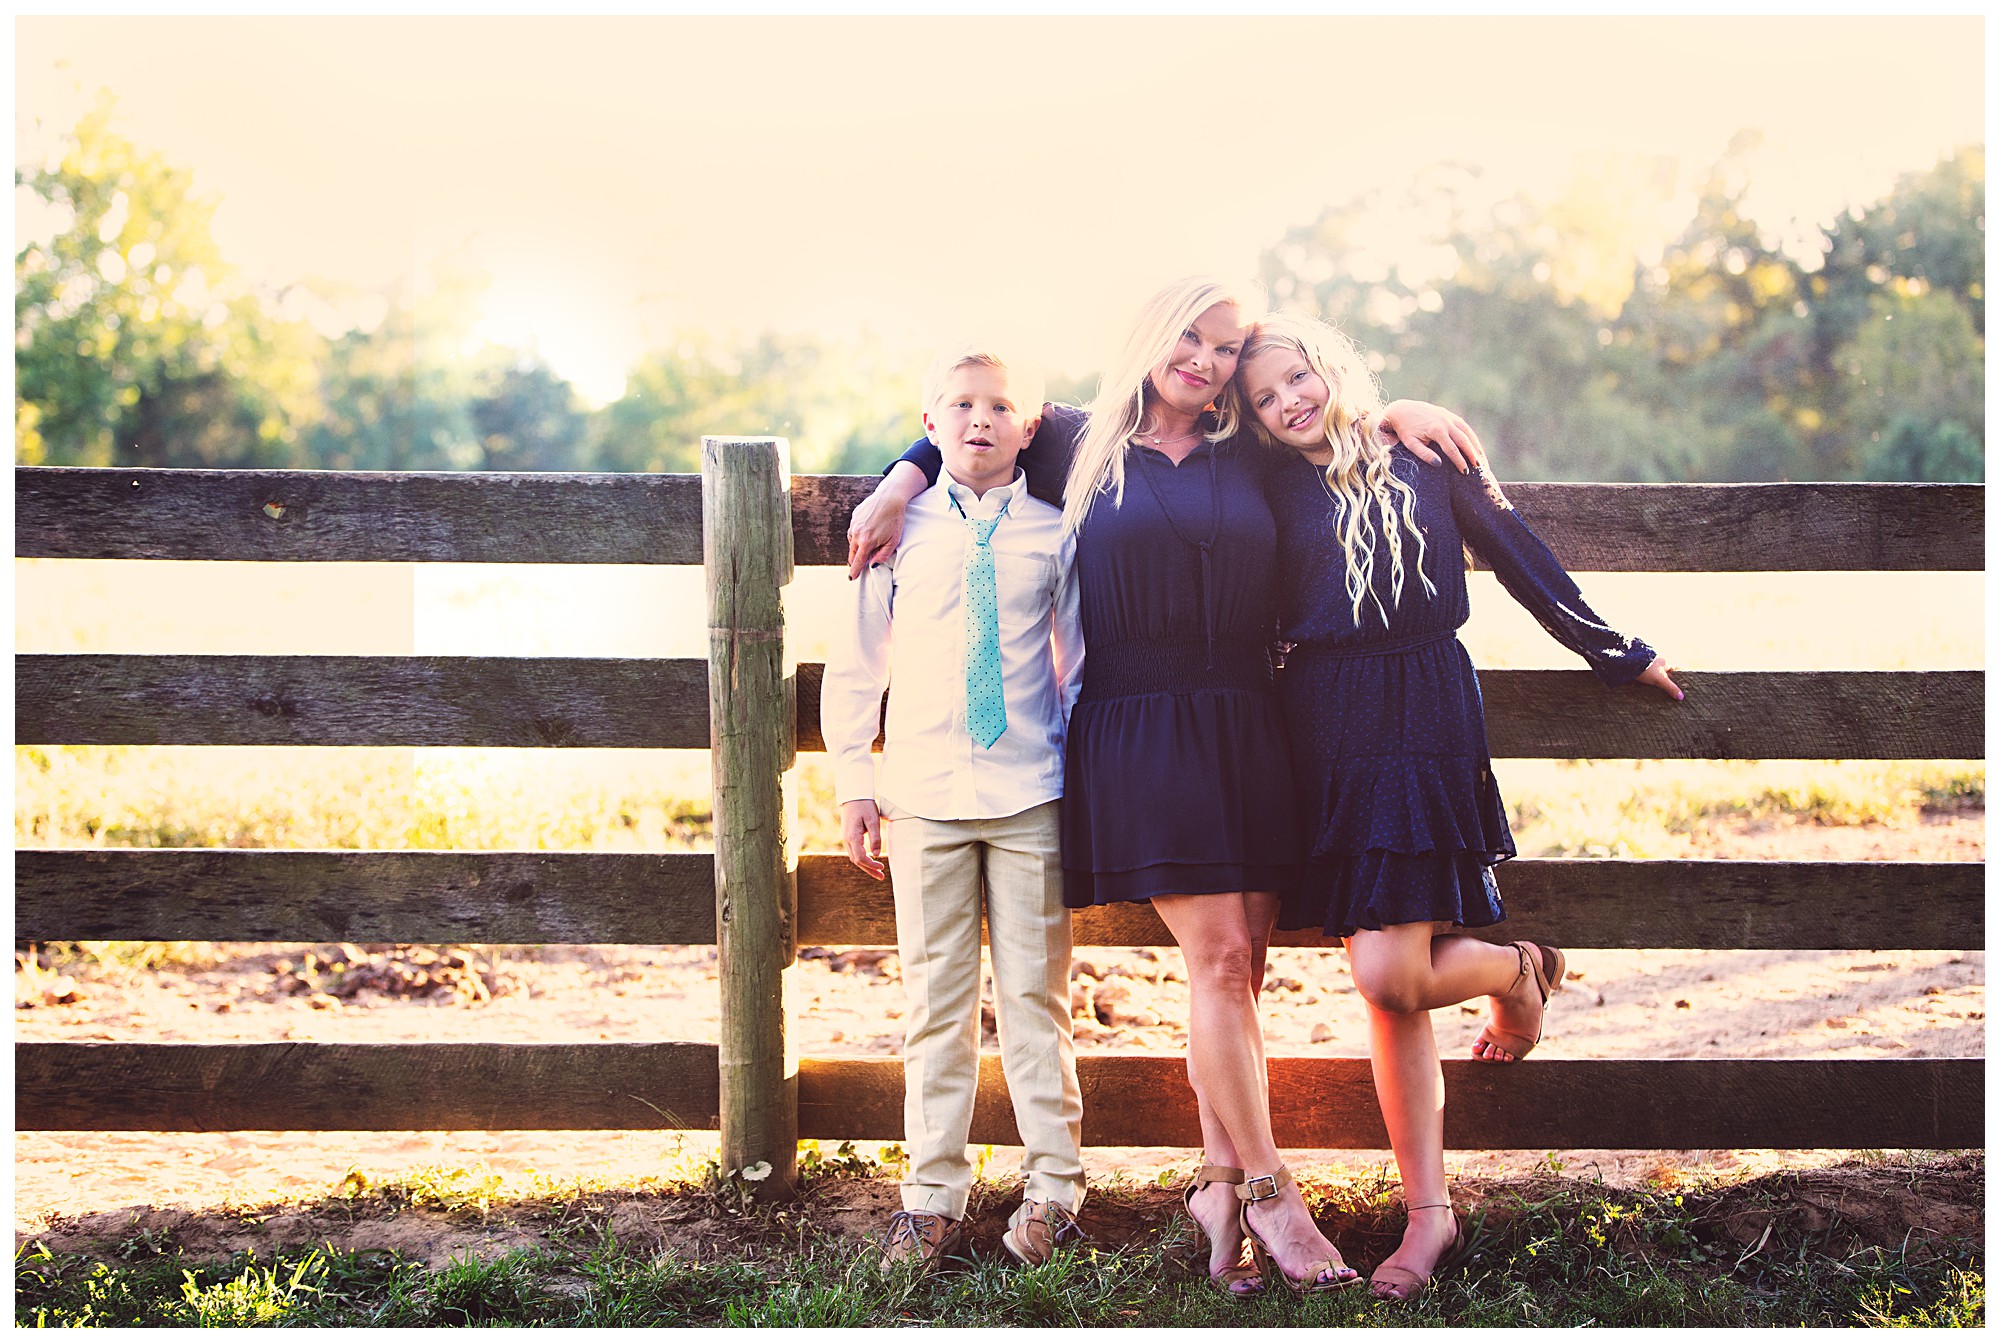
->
[702, 436, 799, 1198]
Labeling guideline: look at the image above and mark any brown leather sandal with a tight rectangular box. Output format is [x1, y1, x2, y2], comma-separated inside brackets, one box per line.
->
[1473, 940, 1565, 1062]
[1181, 1165, 1262, 1297]
[1368, 1200, 1465, 1302]
[1236, 1165, 1362, 1294]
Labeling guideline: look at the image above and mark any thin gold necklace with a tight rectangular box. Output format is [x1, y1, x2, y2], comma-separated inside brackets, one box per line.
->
[1136, 418, 1203, 448]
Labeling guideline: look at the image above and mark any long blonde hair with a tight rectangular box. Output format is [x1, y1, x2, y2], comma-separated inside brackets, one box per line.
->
[1235, 312, 1436, 626]
[1060, 276, 1260, 536]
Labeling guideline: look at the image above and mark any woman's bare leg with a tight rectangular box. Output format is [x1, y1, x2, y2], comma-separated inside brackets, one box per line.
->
[1156, 891, 1348, 1285]
[1184, 891, 1278, 1278]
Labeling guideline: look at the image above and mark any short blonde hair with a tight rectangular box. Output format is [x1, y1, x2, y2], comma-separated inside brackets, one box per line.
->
[920, 347, 1046, 416]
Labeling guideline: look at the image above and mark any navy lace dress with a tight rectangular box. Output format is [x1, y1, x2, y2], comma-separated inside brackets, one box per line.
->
[1266, 448, 1656, 938]
[890, 410, 1300, 906]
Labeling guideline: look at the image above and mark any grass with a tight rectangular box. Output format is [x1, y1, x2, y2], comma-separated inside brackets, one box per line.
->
[14, 1156, 1982, 1327]
[17, 746, 1986, 861]
[1493, 758, 1984, 859]
[13, 745, 720, 853]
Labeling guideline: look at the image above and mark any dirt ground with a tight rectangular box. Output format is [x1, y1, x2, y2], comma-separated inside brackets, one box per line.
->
[13, 813, 1984, 1264]
[17, 1151, 1983, 1278]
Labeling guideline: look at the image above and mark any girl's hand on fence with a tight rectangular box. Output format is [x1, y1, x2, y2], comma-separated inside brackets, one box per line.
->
[1380, 399, 1486, 473]
[1635, 655, 1684, 701]
[841, 800, 887, 880]
[847, 466, 927, 578]
[846, 491, 908, 578]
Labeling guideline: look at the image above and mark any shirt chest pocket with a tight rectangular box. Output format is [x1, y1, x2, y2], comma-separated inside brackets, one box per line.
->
[992, 552, 1055, 630]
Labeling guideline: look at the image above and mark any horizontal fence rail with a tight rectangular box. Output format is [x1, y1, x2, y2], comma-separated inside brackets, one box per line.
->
[16, 1045, 1980, 1149]
[16, 467, 1986, 571]
[15, 851, 1985, 951]
[16, 657, 1983, 758]
[16, 655, 703, 750]
[14, 463, 1985, 1162]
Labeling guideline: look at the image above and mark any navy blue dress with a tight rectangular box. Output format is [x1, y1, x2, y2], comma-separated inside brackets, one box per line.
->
[1266, 448, 1656, 938]
[890, 412, 1300, 906]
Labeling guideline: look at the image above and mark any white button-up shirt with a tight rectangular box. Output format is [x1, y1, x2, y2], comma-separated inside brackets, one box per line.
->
[822, 467, 1083, 821]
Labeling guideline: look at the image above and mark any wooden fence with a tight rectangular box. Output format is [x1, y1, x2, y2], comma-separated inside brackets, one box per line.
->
[14, 449, 1985, 1199]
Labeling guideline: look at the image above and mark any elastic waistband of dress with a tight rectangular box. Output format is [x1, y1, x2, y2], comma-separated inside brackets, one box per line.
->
[1284, 630, 1457, 660]
[1079, 639, 1273, 700]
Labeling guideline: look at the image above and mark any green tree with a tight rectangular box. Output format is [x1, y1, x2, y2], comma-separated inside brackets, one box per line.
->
[1839, 290, 1984, 481]
[15, 97, 317, 466]
[1808, 150, 1985, 478]
[1863, 416, 1983, 482]
[300, 266, 489, 472]
[589, 332, 911, 475]
[467, 357, 588, 471]
[1812, 147, 1984, 350]
[1261, 137, 1984, 482]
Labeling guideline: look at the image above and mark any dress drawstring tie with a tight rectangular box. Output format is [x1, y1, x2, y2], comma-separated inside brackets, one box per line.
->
[1197, 539, 1215, 670]
[1135, 440, 1224, 671]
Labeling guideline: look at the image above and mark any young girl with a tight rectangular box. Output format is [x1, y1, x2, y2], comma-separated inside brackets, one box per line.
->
[1233, 312, 1682, 1301]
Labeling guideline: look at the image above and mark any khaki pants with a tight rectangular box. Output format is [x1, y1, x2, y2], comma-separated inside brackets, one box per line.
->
[881, 798, 1084, 1220]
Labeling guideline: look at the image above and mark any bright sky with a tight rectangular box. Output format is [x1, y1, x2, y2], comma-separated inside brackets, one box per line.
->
[15, 15, 1985, 405]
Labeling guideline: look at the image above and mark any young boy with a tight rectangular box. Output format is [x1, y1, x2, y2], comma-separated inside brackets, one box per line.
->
[820, 347, 1085, 1269]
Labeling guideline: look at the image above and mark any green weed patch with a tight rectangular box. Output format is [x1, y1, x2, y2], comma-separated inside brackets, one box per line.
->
[17, 1153, 1981, 1328]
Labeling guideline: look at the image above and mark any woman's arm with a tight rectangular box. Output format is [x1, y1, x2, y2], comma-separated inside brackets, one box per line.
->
[1379, 400, 1486, 473]
[845, 404, 1088, 578]
[1449, 466, 1681, 699]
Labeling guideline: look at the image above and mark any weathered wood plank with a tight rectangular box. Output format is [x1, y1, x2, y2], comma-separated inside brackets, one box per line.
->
[1490, 481, 1983, 573]
[797, 857, 1985, 951]
[15, 655, 707, 748]
[15, 467, 709, 565]
[21, 851, 1980, 951]
[19, 468, 1983, 571]
[703, 436, 799, 1194]
[18, 658, 1981, 759]
[800, 1056, 1982, 1149]
[12, 850, 720, 944]
[20, 1045, 1971, 1146]
[795, 665, 1982, 760]
[16, 1042, 721, 1131]
[1474, 670, 1983, 759]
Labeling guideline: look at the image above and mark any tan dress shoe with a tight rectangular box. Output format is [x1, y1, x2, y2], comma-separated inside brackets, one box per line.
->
[1000, 1199, 1086, 1266]
[881, 1210, 962, 1270]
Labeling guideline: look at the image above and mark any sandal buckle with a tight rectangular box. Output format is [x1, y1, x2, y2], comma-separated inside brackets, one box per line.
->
[1243, 1173, 1280, 1201]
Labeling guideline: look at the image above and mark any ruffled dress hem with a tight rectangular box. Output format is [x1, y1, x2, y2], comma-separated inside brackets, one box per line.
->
[1280, 848, 1510, 939]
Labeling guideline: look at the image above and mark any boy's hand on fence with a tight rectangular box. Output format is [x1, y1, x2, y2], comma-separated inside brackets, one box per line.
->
[1380, 399, 1486, 474]
[1635, 654, 1684, 701]
[841, 800, 886, 880]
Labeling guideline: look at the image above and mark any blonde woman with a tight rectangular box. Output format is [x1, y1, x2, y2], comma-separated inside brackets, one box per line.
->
[1233, 312, 1682, 1301]
[846, 278, 1481, 1296]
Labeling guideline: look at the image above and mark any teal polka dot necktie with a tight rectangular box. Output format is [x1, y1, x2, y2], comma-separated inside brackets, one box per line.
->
[956, 496, 1009, 749]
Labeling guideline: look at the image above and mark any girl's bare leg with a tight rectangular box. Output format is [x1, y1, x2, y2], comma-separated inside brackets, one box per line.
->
[1156, 891, 1348, 1285]
[1351, 926, 1462, 1289]
[1345, 923, 1543, 1063]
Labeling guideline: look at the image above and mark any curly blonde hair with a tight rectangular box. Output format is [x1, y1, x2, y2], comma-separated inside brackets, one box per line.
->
[1234, 311, 1436, 625]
